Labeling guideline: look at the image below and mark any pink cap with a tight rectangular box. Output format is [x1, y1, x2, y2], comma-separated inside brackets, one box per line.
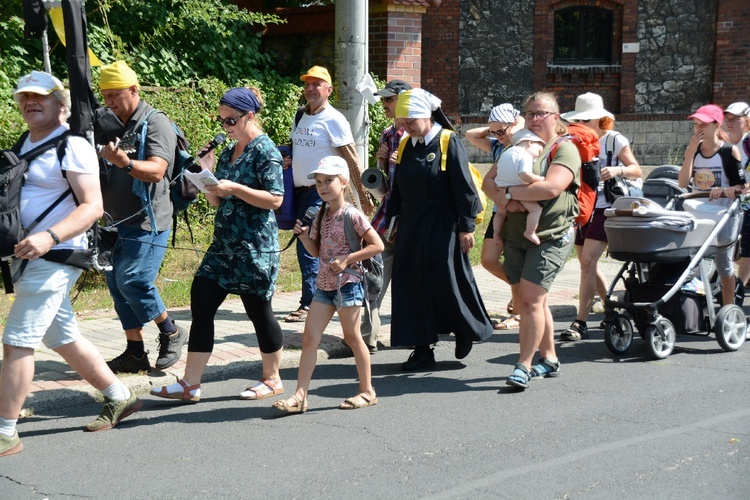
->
[688, 104, 724, 125]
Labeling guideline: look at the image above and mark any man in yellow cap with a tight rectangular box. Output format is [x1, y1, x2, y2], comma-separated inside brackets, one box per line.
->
[97, 60, 186, 373]
[283, 65, 373, 322]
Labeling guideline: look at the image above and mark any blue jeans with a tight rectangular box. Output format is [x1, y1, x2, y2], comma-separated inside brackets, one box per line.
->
[295, 188, 322, 309]
[105, 226, 170, 330]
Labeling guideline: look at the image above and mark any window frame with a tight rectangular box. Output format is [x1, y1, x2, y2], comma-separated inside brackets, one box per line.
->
[553, 6, 614, 65]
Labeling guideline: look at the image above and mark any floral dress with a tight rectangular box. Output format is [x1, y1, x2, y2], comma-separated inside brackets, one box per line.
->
[195, 134, 284, 299]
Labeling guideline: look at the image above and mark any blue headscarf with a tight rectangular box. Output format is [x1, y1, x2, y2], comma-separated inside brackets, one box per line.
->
[219, 87, 261, 113]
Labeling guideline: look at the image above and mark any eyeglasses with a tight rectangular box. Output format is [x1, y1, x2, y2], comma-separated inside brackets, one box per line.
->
[216, 112, 248, 126]
[525, 111, 556, 120]
[489, 124, 513, 137]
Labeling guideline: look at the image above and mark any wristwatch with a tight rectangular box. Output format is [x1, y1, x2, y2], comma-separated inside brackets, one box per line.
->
[123, 160, 134, 173]
[505, 188, 512, 200]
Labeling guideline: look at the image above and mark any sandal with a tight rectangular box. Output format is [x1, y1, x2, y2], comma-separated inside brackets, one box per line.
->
[339, 391, 378, 410]
[151, 379, 201, 402]
[239, 378, 283, 400]
[559, 320, 588, 341]
[506, 299, 515, 315]
[530, 358, 561, 380]
[272, 393, 307, 414]
[493, 314, 520, 331]
[506, 363, 530, 389]
[284, 307, 309, 323]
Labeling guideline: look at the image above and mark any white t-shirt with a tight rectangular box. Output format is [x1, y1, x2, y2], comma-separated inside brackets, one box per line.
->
[494, 146, 534, 188]
[291, 105, 354, 187]
[19, 125, 99, 250]
[595, 131, 630, 208]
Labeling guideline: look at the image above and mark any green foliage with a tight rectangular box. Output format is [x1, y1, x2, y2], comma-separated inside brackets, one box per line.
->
[366, 75, 392, 169]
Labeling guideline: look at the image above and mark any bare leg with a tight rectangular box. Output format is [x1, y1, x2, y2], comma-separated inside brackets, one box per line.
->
[521, 202, 542, 245]
[0, 345, 35, 420]
[575, 239, 608, 322]
[721, 275, 736, 309]
[739, 258, 750, 287]
[338, 306, 374, 396]
[515, 280, 556, 368]
[55, 338, 118, 391]
[181, 352, 213, 386]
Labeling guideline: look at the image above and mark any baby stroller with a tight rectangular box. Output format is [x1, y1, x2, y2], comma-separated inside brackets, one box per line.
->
[640, 165, 685, 207]
[601, 193, 747, 359]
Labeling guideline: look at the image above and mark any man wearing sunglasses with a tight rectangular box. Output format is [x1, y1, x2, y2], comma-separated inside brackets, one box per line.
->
[284, 65, 373, 323]
[97, 61, 186, 374]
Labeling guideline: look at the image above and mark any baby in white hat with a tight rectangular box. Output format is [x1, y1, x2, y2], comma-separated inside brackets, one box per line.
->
[493, 129, 547, 245]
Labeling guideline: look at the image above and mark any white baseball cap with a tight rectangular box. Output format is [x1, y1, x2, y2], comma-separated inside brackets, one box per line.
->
[14, 71, 65, 96]
[307, 156, 350, 180]
[724, 102, 750, 117]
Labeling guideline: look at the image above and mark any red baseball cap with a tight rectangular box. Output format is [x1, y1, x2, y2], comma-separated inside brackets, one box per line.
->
[688, 104, 724, 125]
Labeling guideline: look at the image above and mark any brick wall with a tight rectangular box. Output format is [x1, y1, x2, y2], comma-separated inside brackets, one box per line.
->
[422, 0, 460, 116]
[370, 4, 425, 87]
[714, 0, 750, 105]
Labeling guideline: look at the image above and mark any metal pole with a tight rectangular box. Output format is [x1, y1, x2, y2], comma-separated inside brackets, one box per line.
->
[335, 0, 368, 171]
[42, 29, 51, 73]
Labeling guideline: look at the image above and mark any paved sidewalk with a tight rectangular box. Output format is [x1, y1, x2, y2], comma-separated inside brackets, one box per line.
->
[9, 255, 626, 414]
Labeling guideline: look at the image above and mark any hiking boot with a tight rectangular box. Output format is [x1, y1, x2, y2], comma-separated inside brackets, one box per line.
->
[155, 323, 187, 370]
[107, 349, 150, 374]
[85, 392, 143, 432]
[0, 431, 23, 457]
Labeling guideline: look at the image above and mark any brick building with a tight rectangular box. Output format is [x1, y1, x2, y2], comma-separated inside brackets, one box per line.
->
[255, 0, 750, 165]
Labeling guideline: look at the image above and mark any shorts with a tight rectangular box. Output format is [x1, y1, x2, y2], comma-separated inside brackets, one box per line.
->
[484, 212, 497, 240]
[574, 208, 608, 246]
[504, 230, 574, 291]
[313, 282, 364, 309]
[3, 259, 83, 350]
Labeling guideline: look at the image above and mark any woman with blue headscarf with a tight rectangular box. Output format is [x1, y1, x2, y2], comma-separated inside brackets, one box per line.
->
[152, 87, 287, 402]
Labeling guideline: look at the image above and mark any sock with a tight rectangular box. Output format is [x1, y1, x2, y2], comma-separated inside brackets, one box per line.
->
[127, 340, 145, 357]
[101, 380, 131, 401]
[0, 416, 17, 437]
[154, 380, 200, 398]
[156, 317, 177, 334]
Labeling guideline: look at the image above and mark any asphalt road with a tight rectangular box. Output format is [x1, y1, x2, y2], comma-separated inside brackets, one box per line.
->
[2, 320, 749, 499]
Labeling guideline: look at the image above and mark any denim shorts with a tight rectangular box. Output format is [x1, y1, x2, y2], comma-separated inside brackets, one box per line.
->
[3, 259, 83, 349]
[313, 282, 364, 309]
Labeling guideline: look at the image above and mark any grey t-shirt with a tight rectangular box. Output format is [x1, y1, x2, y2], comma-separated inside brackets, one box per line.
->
[101, 100, 176, 231]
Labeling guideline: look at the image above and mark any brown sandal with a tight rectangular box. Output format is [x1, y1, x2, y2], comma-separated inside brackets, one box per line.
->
[284, 307, 309, 323]
[272, 394, 307, 414]
[151, 379, 201, 402]
[239, 378, 283, 400]
[339, 391, 378, 410]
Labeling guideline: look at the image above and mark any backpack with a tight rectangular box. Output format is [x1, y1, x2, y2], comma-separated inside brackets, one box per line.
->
[546, 123, 601, 225]
[342, 204, 384, 302]
[0, 131, 71, 293]
[395, 129, 487, 225]
[126, 108, 199, 245]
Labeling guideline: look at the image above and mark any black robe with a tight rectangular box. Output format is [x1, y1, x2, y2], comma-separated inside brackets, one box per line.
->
[387, 131, 494, 347]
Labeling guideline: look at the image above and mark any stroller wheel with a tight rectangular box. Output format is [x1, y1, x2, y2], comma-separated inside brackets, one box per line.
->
[645, 317, 676, 359]
[604, 314, 634, 355]
[714, 304, 746, 352]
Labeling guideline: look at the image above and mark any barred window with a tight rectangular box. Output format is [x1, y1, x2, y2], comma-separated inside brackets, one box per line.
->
[554, 6, 613, 64]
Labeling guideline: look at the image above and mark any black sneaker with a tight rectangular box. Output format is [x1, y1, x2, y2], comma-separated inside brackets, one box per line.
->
[155, 323, 187, 370]
[107, 349, 150, 374]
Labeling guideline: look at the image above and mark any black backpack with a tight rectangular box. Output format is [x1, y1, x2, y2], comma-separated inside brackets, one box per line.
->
[0, 131, 71, 292]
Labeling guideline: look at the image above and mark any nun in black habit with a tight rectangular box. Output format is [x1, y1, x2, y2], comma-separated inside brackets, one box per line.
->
[386, 88, 494, 371]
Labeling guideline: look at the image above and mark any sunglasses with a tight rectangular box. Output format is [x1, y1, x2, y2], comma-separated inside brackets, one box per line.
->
[489, 123, 513, 137]
[216, 112, 248, 126]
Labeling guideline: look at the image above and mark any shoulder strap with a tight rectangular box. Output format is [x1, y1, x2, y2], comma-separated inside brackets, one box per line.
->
[395, 135, 409, 164]
[343, 204, 362, 252]
[293, 107, 305, 129]
[606, 132, 619, 166]
[439, 129, 452, 172]
[11, 131, 30, 154]
[136, 108, 162, 161]
[545, 136, 568, 174]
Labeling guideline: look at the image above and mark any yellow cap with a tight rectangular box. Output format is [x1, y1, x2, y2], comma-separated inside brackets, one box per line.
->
[300, 65, 332, 85]
[100, 60, 139, 90]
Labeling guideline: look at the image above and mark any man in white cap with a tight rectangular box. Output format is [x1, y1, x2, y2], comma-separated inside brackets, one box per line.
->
[284, 65, 373, 323]
[0, 72, 141, 457]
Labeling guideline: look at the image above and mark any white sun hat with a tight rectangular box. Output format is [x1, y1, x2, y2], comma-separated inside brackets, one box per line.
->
[561, 92, 615, 122]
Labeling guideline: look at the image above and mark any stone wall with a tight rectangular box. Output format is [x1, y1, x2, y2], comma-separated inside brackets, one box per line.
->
[457, 0, 535, 116]
[458, 120, 694, 167]
[634, 0, 716, 113]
